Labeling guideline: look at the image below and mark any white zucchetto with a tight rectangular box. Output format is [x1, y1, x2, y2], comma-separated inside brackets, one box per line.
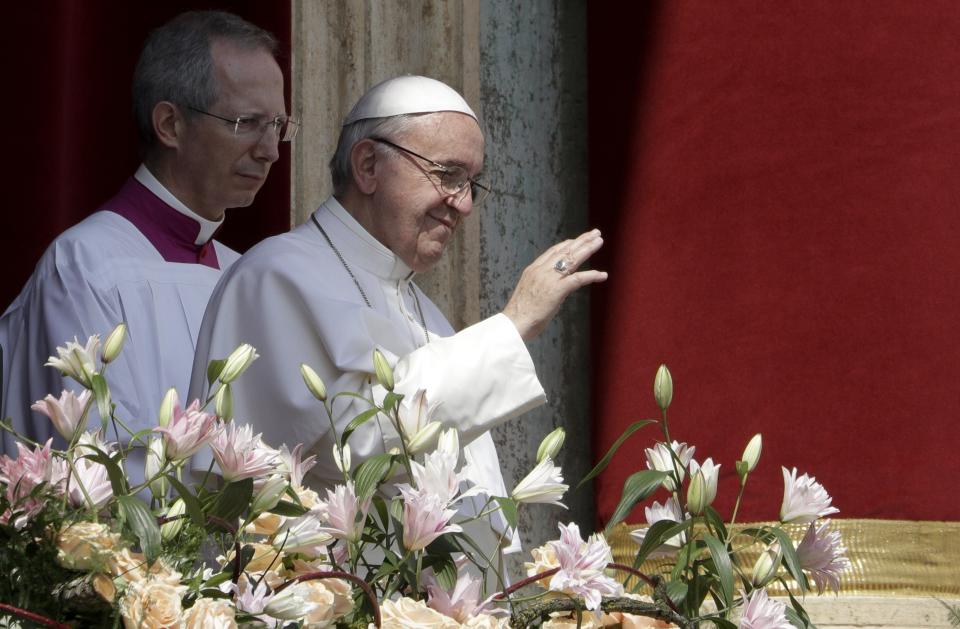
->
[343, 75, 477, 125]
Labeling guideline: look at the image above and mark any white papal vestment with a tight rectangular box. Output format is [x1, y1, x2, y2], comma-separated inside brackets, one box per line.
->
[189, 197, 546, 553]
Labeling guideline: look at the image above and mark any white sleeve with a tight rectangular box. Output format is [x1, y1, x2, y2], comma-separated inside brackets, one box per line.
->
[390, 313, 546, 445]
[0, 244, 138, 455]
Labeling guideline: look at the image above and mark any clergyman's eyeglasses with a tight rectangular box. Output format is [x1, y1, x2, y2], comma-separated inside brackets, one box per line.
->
[185, 105, 300, 143]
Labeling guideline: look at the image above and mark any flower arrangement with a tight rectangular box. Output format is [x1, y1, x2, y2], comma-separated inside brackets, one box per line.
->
[0, 327, 848, 628]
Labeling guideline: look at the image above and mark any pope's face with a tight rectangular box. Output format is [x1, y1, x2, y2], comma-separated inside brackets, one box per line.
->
[175, 39, 286, 220]
[368, 112, 484, 273]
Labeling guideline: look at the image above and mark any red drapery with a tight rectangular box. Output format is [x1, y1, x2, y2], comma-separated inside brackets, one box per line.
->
[589, 2, 960, 524]
[1, 1, 292, 309]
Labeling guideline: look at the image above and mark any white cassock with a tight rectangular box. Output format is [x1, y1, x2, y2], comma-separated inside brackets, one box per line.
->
[189, 197, 546, 553]
[0, 165, 238, 468]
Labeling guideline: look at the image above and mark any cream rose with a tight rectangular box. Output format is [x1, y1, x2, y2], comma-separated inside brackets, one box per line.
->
[380, 597, 460, 629]
[524, 543, 559, 588]
[56, 521, 122, 571]
[462, 613, 510, 628]
[614, 613, 677, 628]
[119, 578, 185, 628]
[182, 597, 237, 629]
[108, 549, 182, 586]
[227, 542, 283, 572]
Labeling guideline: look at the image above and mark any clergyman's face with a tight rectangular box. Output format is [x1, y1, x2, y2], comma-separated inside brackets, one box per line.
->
[368, 112, 484, 273]
[176, 39, 286, 220]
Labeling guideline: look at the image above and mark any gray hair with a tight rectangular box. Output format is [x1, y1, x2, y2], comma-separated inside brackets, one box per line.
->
[329, 114, 423, 196]
[132, 10, 278, 152]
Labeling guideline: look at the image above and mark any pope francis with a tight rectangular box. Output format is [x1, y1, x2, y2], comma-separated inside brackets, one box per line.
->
[189, 75, 606, 560]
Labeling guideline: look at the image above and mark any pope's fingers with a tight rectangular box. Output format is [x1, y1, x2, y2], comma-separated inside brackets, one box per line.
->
[562, 269, 609, 288]
[532, 232, 598, 272]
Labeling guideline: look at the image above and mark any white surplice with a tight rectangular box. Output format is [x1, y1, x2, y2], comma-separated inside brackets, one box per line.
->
[189, 197, 546, 552]
[0, 168, 238, 461]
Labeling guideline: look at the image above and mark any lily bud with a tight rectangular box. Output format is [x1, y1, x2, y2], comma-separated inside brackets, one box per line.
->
[300, 363, 327, 401]
[405, 421, 442, 454]
[215, 384, 233, 421]
[160, 499, 186, 541]
[264, 586, 315, 621]
[537, 426, 566, 463]
[686, 469, 708, 515]
[145, 438, 168, 498]
[385, 446, 402, 478]
[653, 364, 673, 411]
[252, 475, 287, 513]
[158, 388, 178, 428]
[741, 433, 763, 473]
[436, 428, 459, 460]
[333, 443, 351, 474]
[372, 349, 395, 391]
[101, 323, 127, 364]
[751, 541, 781, 587]
[219, 343, 259, 384]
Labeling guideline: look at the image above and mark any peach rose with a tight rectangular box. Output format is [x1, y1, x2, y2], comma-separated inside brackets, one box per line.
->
[56, 521, 122, 571]
[380, 597, 460, 629]
[182, 597, 237, 629]
[92, 573, 116, 602]
[119, 577, 185, 628]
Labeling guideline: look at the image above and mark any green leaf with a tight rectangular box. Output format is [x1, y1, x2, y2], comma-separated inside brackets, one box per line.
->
[268, 500, 309, 518]
[698, 615, 738, 629]
[353, 453, 394, 501]
[769, 526, 809, 592]
[493, 496, 518, 529]
[90, 374, 112, 430]
[165, 474, 205, 526]
[234, 544, 257, 574]
[202, 571, 234, 589]
[83, 447, 129, 496]
[341, 408, 382, 446]
[633, 518, 693, 566]
[784, 605, 811, 629]
[576, 420, 657, 491]
[703, 505, 728, 541]
[782, 579, 815, 628]
[117, 495, 161, 561]
[605, 469, 668, 532]
[431, 556, 458, 591]
[372, 495, 391, 535]
[702, 533, 734, 609]
[735, 460, 750, 480]
[206, 358, 226, 387]
[664, 579, 687, 606]
[207, 478, 254, 527]
[382, 391, 404, 414]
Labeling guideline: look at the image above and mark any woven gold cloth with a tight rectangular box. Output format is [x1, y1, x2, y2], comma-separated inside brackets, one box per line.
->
[608, 519, 960, 596]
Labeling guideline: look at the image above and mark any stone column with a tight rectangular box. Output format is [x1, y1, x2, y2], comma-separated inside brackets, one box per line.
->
[478, 0, 592, 566]
[291, 0, 591, 563]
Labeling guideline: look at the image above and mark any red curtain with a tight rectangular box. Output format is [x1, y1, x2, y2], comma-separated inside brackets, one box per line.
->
[589, 2, 960, 523]
[1, 1, 292, 309]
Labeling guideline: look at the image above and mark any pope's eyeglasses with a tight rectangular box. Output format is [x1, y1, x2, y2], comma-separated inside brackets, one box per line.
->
[185, 105, 300, 143]
[370, 137, 491, 206]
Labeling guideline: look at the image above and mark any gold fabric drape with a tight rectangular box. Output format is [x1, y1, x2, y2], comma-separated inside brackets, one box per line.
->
[609, 519, 960, 596]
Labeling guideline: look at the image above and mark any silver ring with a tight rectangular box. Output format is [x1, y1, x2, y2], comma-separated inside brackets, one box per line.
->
[553, 259, 570, 274]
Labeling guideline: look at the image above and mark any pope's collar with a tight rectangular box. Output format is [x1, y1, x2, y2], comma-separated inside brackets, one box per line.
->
[318, 197, 415, 281]
[134, 165, 223, 245]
